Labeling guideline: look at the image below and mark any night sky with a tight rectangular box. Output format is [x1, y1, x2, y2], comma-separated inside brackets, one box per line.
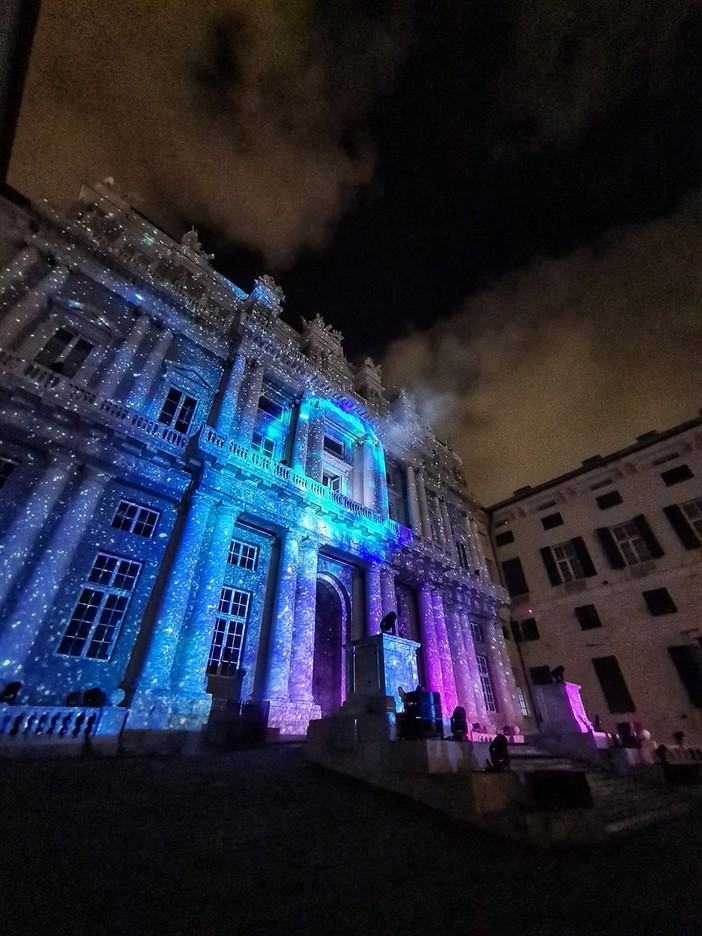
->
[9, 0, 702, 502]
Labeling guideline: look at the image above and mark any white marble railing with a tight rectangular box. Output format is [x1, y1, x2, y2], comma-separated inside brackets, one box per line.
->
[0, 349, 188, 455]
[200, 425, 389, 525]
[0, 704, 127, 748]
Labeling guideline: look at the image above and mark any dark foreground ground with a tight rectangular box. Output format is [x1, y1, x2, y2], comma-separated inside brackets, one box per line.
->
[2, 744, 701, 936]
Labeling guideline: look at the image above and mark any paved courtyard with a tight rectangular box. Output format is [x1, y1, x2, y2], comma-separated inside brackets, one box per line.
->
[2, 743, 701, 936]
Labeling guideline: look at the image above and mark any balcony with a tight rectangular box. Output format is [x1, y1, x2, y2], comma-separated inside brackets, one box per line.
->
[0, 348, 188, 456]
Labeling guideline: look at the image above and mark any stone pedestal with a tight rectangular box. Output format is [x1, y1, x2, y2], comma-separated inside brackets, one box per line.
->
[533, 682, 593, 734]
[346, 633, 420, 713]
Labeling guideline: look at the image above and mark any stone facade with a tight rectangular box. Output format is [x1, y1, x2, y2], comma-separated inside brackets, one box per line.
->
[0, 180, 516, 742]
[490, 417, 702, 746]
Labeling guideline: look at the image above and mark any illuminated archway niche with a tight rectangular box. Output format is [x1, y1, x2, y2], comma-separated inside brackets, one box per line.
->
[313, 574, 349, 717]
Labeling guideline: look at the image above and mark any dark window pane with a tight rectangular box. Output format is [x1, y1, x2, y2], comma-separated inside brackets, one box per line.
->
[592, 656, 635, 713]
[495, 530, 514, 547]
[632, 514, 664, 559]
[643, 588, 677, 616]
[541, 512, 563, 530]
[661, 464, 693, 485]
[596, 527, 626, 569]
[501, 556, 529, 597]
[575, 604, 601, 630]
[530, 665, 553, 686]
[539, 547, 561, 586]
[570, 537, 597, 577]
[519, 618, 540, 641]
[596, 490, 623, 509]
[663, 505, 701, 550]
[668, 645, 702, 707]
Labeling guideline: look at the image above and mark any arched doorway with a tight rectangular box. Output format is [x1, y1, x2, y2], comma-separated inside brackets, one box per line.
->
[313, 578, 345, 716]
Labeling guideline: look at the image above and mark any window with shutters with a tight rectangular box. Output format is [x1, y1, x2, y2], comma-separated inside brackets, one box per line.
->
[540, 537, 596, 586]
[668, 645, 702, 707]
[642, 587, 677, 616]
[611, 521, 652, 565]
[663, 500, 702, 550]
[500, 556, 529, 597]
[681, 498, 702, 540]
[592, 656, 635, 714]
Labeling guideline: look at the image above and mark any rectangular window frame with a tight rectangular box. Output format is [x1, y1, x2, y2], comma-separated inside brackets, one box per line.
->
[56, 552, 142, 660]
[158, 387, 197, 435]
[111, 498, 160, 538]
[476, 654, 497, 713]
[206, 587, 251, 677]
[227, 538, 258, 571]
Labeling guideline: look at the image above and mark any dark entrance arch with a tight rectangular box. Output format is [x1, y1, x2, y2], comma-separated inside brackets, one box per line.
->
[313, 579, 344, 717]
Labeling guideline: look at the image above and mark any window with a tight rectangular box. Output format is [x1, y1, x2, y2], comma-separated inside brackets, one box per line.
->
[158, 388, 197, 434]
[596, 490, 623, 510]
[668, 645, 702, 707]
[456, 541, 470, 570]
[252, 432, 276, 459]
[643, 587, 677, 616]
[540, 537, 596, 586]
[664, 498, 702, 550]
[541, 512, 563, 530]
[513, 674, 530, 717]
[111, 499, 160, 538]
[35, 327, 93, 378]
[495, 529, 514, 547]
[323, 435, 345, 460]
[529, 665, 553, 686]
[501, 556, 529, 597]
[661, 464, 694, 486]
[227, 538, 258, 571]
[511, 618, 539, 642]
[206, 587, 251, 677]
[0, 455, 17, 490]
[597, 515, 664, 568]
[57, 552, 141, 660]
[592, 656, 635, 713]
[471, 621, 484, 642]
[322, 470, 342, 494]
[257, 395, 284, 420]
[574, 604, 602, 630]
[476, 655, 497, 713]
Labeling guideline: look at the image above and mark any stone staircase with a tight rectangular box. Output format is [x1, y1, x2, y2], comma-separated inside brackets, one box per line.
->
[505, 742, 691, 840]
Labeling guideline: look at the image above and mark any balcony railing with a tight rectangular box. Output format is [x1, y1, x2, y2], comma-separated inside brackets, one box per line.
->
[0, 349, 188, 456]
[0, 704, 128, 757]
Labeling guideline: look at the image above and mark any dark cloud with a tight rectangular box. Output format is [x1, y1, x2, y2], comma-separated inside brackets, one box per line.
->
[9, 0, 412, 267]
[383, 206, 702, 504]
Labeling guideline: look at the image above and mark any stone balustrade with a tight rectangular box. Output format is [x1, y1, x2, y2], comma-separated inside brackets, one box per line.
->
[0, 349, 188, 455]
[0, 704, 128, 757]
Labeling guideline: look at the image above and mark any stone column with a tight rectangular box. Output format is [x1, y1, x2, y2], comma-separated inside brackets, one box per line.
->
[361, 440, 375, 509]
[417, 583, 443, 695]
[365, 561, 383, 636]
[417, 469, 432, 539]
[0, 246, 40, 292]
[457, 590, 489, 724]
[291, 393, 311, 472]
[306, 404, 325, 482]
[432, 588, 458, 716]
[0, 465, 112, 681]
[1, 265, 69, 349]
[263, 532, 300, 700]
[213, 352, 247, 438]
[173, 502, 239, 699]
[443, 590, 473, 714]
[440, 501, 454, 555]
[95, 312, 150, 400]
[380, 567, 398, 618]
[124, 326, 173, 409]
[488, 624, 519, 728]
[288, 538, 319, 702]
[405, 466, 422, 532]
[0, 453, 77, 616]
[129, 489, 215, 719]
[374, 444, 390, 516]
[235, 360, 265, 447]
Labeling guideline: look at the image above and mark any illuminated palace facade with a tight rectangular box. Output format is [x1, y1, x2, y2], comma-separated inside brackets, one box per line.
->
[0, 180, 518, 740]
